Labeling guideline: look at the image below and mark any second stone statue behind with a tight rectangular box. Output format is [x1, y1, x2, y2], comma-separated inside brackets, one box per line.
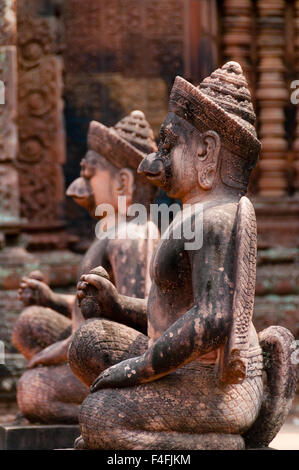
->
[12, 110, 160, 423]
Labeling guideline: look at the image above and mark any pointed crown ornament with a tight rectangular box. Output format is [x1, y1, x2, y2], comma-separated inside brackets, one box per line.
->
[87, 110, 157, 170]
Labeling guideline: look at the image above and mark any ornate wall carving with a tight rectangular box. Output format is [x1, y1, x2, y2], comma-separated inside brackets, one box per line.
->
[0, 45, 17, 163]
[16, 16, 66, 247]
[0, 164, 20, 226]
[0, 0, 21, 237]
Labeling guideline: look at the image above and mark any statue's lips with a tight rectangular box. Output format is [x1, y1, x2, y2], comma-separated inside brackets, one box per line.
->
[143, 170, 162, 180]
[66, 177, 95, 211]
[137, 156, 164, 182]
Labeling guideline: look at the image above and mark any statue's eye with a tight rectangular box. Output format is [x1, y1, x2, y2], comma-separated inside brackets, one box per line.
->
[84, 166, 96, 179]
[162, 141, 171, 151]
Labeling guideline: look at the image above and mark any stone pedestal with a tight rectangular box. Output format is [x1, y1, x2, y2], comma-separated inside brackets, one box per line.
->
[0, 424, 80, 450]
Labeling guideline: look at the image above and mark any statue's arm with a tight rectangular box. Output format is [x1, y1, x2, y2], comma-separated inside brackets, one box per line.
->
[115, 294, 147, 334]
[77, 273, 147, 334]
[27, 298, 86, 368]
[27, 335, 73, 369]
[91, 301, 230, 391]
[19, 277, 74, 317]
[47, 292, 75, 317]
[91, 215, 235, 391]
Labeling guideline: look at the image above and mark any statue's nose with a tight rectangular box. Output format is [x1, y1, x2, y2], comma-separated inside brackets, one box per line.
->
[66, 177, 93, 199]
[138, 152, 162, 175]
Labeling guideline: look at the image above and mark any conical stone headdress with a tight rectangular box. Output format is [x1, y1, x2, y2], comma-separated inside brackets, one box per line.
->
[169, 62, 261, 189]
[87, 110, 157, 170]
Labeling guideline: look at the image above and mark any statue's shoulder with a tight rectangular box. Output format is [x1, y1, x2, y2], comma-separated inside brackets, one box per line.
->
[80, 237, 108, 273]
[202, 200, 239, 236]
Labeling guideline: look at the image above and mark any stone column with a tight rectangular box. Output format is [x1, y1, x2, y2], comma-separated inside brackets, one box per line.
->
[16, 15, 67, 250]
[0, 0, 22, 248]
[293, 0, 299, 193]
[256, 0, 288, 196]
[0, 0, 34, 401]
[222, 0, 254, 88]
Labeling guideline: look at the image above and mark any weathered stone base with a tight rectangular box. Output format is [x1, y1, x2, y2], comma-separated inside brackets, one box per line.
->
[0, 424, 80, 450]
[0, 249, 83, 402]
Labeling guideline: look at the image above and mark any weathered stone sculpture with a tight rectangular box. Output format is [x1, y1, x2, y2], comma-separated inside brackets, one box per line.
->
[12, 110, 159, 423]
[69, 62, 297, 450]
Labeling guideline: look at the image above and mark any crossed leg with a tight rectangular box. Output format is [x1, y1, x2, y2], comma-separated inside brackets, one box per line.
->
[69, 319, 263, 450]
[12, 305, 72, 360]
[12, 306, 88, 424]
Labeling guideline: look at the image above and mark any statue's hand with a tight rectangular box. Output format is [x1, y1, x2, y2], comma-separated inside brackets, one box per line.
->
[27, 336, 72, 369]
[90, 357, 143, 392]
[18, 277, 53, 307]
[77, 273, 121, 320]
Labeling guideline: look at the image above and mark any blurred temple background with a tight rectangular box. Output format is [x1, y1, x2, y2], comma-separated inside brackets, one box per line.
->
[0, 0, 298, 413]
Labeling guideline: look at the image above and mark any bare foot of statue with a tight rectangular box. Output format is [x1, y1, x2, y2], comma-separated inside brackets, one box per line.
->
[74, 435, 86, 450]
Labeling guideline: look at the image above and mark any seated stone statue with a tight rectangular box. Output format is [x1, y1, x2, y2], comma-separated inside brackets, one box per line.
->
[12, 110, 159, 423]
[69, 62, 297, 450]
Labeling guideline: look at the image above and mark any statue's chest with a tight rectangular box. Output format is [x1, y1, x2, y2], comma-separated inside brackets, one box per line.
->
[79, 238, 108, 277]
[150, 236, 190, 292]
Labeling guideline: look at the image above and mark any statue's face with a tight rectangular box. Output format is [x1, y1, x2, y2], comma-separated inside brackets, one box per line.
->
[66, 150, 117, 218]
[138, 113, 199, 200]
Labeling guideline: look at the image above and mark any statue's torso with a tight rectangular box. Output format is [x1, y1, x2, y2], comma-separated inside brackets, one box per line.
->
[80, 220, 159, 299]
[147, 200, 259, 353]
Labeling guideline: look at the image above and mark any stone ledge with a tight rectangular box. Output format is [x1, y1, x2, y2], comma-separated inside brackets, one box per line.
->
[0, 424, 80, 450]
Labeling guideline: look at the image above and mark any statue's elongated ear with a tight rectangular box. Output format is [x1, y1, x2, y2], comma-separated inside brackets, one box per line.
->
[116, 168, 135, 199]
[196, 130, 221, 190]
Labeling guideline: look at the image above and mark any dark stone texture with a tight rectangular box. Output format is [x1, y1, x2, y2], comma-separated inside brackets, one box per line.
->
[0, 424, 79, 450]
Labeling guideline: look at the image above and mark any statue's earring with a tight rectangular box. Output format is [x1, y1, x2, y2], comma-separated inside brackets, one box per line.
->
[196, 142, 216, 190]
[116, 168, 134, 208]
[198, 164, 216, 190]
[116, 174, 126, 196]
[197, 131, 220, 190]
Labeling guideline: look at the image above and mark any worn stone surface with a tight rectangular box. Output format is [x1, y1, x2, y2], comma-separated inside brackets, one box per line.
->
[0, 46, 17, 164]
[16, 14, 67, 250]
[69, 62, 297, 450]
[0, 247, 81, 404]
[0, 423, 80, 450]
[0, 5, 22, 241]
[0, 0, 16, 46]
